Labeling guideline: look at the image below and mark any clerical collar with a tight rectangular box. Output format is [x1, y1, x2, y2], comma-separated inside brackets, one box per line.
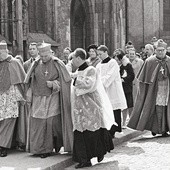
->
[101, 57, 111, 64]
[78, 62, 88, 71]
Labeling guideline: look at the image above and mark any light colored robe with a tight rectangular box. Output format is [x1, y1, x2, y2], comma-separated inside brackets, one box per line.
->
[96, 59, 127, 110]
[72, 65, 116, 132]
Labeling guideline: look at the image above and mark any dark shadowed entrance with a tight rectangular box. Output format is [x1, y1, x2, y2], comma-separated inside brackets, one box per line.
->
[70, 0, 93, 51]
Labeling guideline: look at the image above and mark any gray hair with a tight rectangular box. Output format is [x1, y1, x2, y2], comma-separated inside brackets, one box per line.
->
[145, 44, 154, 52]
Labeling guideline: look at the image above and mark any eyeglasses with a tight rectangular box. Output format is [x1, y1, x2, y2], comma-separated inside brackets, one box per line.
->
[156, 49, 165, 52]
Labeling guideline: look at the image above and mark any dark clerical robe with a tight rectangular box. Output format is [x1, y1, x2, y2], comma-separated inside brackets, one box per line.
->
[128, 55, 170, 134]
[0, 56, 26, 148]
[25, 56, 73, 154]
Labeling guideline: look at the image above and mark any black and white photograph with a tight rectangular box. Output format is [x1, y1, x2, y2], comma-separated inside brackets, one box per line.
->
[0, 0, 170, 169]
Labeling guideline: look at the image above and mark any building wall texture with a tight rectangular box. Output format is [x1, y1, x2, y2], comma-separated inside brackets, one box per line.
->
[0, 0, 170, 58]
[127, 0, 170, 50]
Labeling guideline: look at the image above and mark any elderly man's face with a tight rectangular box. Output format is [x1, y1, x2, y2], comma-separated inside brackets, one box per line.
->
[155, 47, 166, 59]
[145, 46, 153, 57]
[40, 51, 52, 63]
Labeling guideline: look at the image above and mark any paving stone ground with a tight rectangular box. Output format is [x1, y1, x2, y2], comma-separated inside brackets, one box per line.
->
[0, 128, 145, 170]
[66, 131, 170, 170]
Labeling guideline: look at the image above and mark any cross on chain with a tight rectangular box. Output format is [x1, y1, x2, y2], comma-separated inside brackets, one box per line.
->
[160, 66, 164, 74]
[44, 70, 48, 76]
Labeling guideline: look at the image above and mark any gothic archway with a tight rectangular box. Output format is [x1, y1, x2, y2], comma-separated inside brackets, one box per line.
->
[70, 0, 93, 50]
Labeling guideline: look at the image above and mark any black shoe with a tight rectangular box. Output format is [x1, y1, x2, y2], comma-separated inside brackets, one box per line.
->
[97, 155, 104, 162]
[75, 161, 92, 169]
[55, 147, 61, 153]
[0, 148, 7, 157]
[151, 132, 156, 136]
[162, 132, 169, 137]
[40, 153, 50, 158]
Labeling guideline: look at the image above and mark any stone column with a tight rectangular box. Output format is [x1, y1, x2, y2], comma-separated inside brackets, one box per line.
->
[16, 0, 23, 56]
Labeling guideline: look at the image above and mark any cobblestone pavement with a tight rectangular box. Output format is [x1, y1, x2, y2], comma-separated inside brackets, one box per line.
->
[67, 131, 170, 170]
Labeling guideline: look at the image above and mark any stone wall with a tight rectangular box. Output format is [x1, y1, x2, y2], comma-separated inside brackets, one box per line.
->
[2, 0, 170, 56]
[127, 0, 169, 51]
[54, 0, 71, 58]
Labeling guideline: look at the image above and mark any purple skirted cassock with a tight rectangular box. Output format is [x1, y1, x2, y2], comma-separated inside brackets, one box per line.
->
[0, 56, 26, 148]
[25, 56, 73, 154]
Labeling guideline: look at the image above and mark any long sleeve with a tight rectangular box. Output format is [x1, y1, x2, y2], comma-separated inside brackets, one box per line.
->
[100, 60, 120, 89]
[75, 67, 97, 96]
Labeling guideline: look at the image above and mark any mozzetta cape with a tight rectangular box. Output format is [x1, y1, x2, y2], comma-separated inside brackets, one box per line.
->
[24, 56, 73, 152]
[0, 56, 26, 93]
[128, 55, 170, 132]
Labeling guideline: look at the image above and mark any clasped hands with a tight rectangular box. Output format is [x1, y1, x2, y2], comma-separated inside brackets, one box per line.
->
[46, 81, 53, 88]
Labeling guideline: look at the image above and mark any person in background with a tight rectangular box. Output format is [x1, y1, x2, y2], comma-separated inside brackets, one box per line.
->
[114, 49, 135, 128]
[71, 48, 115, 169]
[23, 43, 40, 151]
[144, 44, 154, 61]
[96, 45, 127, 138]
[151, 36, 158, 48]
[86, 44, 101, 67]
[128, 39, 170, 137]
[62, 47, 72, 64]
[128, 49, 144, 102]
[24, 42, 40, 73]
[139, 45, 146, 60]
[0, 40, 26, 157]
[124, 41, 135, 58]
[15, 54, 27, 151]
[24, 42, 73, 158]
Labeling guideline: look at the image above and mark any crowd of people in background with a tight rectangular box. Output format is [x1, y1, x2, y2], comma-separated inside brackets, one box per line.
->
[0, 36, 170, 169]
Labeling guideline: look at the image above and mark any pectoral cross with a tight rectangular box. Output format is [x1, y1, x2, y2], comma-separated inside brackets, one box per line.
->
[44, 70, 48, 76]
[160, 66, 164, 74]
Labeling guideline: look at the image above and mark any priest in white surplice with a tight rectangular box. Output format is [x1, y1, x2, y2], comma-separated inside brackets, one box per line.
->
[96, 45, 127, 138]
[71, 48, 116, 169]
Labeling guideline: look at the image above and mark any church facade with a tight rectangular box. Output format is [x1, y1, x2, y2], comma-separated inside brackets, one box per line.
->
[0, 0, 170, 60]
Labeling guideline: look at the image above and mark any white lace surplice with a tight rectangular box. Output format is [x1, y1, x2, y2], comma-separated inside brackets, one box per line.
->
[0, 85, 24, 121]
[72, 66, 117, 132]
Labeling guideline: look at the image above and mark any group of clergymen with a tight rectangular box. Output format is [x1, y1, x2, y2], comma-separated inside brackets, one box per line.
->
[0, 38, 170, 169]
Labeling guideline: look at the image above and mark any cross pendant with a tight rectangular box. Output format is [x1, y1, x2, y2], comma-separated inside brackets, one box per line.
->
[44, 70, 48, 76]
[160, 66, 164, 74]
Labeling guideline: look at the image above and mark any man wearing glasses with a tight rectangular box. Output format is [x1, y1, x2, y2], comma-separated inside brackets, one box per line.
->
[128, 39, 170, 137]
